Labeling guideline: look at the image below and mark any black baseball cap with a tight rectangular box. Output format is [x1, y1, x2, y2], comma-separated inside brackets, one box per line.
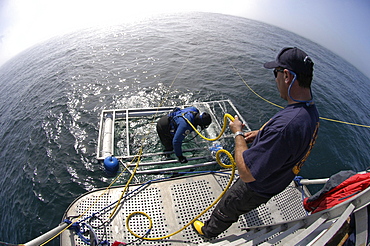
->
[264, 47, 314, 75]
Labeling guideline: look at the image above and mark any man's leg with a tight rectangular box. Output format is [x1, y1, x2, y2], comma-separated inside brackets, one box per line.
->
[156, 116, 173, 151]
[201, 178, 271, 238]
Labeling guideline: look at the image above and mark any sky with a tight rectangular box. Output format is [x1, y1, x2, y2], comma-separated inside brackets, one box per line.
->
[0, 0, 369, 79]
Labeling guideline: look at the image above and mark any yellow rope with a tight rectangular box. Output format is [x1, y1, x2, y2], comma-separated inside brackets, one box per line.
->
[109, 148, 143, 219]
[318, 117, 370, 128]
[229, 61, 370, 128]
[110, 58, 190, 219]
[39, 154, 142, 245]
[126, 112, 238, 240]
[126, 149, 236, 240]
[124, 62, 370, 241]
[183, 113, 235, 141]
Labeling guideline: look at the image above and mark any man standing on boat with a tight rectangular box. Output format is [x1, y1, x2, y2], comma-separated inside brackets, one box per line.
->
[156, 106, 212, 163]
[193, 47, 320, 238]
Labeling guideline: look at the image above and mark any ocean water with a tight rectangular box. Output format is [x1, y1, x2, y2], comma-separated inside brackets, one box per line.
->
[0, 12, 369, 245]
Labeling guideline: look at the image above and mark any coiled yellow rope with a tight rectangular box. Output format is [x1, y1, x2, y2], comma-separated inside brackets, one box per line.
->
[126, 149, 236, 240]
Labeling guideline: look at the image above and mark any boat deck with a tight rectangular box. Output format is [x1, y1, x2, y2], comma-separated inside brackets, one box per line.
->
[61, 170, 309, 245]
[61, 100, 309, 245]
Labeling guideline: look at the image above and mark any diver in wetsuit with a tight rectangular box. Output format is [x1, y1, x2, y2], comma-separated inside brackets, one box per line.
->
[156, 107, 212, 163]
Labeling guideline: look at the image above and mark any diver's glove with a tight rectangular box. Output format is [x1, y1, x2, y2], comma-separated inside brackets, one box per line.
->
[178, 155, 188, 163]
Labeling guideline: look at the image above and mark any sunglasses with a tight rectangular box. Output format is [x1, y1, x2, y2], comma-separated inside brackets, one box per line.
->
[273, 68, 285, 78]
